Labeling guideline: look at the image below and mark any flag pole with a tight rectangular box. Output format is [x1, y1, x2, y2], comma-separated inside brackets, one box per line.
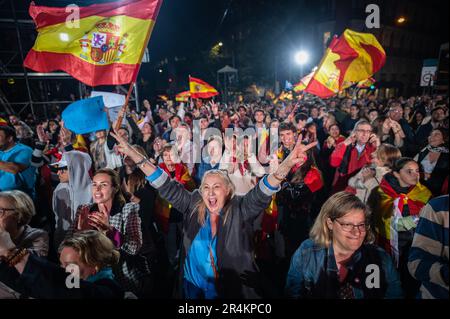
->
[115, 22, 155, 132]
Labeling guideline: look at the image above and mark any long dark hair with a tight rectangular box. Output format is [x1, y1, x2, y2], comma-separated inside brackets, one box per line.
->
[94, 168, 126, 207]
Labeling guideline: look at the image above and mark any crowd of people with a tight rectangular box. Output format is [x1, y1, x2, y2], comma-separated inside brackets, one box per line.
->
[0, 92, 448, 299]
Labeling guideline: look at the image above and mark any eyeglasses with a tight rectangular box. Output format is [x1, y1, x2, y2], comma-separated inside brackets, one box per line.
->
[334, 219, 368, 232]
[356, 129, 372, 134]
[0, 208, 15, 217]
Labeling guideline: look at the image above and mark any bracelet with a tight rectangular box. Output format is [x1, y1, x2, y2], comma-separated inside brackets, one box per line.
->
[272, 172, 286, 182]
[135, 156, 148, 167]
[5, 248, 28, 267]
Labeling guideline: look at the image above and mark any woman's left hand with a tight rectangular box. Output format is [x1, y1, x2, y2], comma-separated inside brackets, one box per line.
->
[88, 203, 111, 233]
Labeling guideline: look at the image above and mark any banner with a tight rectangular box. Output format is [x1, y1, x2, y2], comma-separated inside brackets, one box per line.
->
[62, 96, 109, 134]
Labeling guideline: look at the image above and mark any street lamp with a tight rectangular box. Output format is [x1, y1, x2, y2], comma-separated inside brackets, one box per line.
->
[396, 16, 406, 24]
[294, 50, 309, 65]
[294, 50, 309, 79]
[218, 42, 223, 47]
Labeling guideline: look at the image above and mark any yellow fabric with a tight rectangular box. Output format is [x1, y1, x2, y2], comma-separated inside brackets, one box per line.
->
[312, 29, 385, 94]
[376, 182, 431, 240]
[32, 15, 153, 66]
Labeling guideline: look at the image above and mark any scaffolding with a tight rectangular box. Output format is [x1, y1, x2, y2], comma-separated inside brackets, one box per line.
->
[0, 0, 140, 118]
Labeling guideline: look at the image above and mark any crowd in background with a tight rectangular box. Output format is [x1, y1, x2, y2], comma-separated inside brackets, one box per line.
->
[0, 92, 448, 299]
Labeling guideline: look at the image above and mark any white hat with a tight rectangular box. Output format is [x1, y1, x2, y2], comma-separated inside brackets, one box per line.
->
[50, 159, 68, 170]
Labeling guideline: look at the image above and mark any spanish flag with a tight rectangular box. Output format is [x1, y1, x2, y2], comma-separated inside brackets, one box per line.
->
[293, 71, 314, 93]
[356, 77, 376, 88]
[0, 117, 8, 126]
[305, 29, 385, 98]
[189, 76, 219, 99]
[175, 91, 191, 102]
[24, 0, 162, 86]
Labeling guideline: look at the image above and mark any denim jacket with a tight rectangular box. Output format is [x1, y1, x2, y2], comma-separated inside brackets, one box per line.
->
[285, 239, 403, 299]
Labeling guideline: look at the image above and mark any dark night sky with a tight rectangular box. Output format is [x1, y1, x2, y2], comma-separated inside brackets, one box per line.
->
[1, 0, 449, 103]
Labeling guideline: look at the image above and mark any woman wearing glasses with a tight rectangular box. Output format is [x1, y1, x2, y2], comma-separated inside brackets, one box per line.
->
[0, 190, 49, 298]
[285, 192, 403, 299]
[368, 157, 432, 298]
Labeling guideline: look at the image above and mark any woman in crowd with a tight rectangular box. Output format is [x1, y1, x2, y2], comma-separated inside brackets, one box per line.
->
[67, 168, 151, 297]
[220, 135, 266, 196]
[277, 148, 324, 257]
[0, 230, 124, 298]
[111, 129, 317, 298]
[414, 128, 449, 196]
[368, 157, 432, 298]
[0, 190, 49, 298]
[135, 122, 156, 158]
[155, 144, 195, 270]
[90, 129, 122, 170]
[285, 192, 403, 299]
[372, 116, 406, 149]
[0, 190, 48, 257]
[347, 144, 401, 203]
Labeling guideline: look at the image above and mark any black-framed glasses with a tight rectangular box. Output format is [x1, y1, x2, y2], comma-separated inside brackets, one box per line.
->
[334, 219, 368, 232]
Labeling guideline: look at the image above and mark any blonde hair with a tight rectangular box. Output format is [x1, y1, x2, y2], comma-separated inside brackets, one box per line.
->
[376, 144, 401, 169]
[309, 192, 375, 248]
[0, 190, 35, 226]
[194, 170, 235, 225]
[59, 230, 120, 269]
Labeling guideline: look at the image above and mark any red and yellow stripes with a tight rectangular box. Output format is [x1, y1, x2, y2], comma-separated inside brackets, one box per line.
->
[305, 29, 386, 98]
[189, 76, 219, 99]
[24, 0, 162, 86]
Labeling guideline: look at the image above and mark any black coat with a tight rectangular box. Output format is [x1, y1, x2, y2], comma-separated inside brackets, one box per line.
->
[0, 254, 124, 299]
[417, 148, 449, 196]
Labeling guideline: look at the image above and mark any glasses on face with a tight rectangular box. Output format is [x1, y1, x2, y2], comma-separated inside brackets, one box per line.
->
[334, 219, 368, 233]
[0, 208, 15, 217]
[356, 129, 372, 134]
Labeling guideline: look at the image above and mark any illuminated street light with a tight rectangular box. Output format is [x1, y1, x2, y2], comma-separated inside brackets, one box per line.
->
[218, 42, 223, 47]
[294, 50, 309, 65]
[397, 16, 406, 24]
[158, 69, 163, 73]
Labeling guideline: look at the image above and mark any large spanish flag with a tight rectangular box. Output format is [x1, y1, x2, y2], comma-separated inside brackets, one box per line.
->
[24, 0, 163, 86]
[305, 29, 385, 98]
[189, 76, 219, 99]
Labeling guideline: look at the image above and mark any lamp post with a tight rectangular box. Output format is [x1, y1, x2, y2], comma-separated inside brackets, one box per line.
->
[294, 50, 309, 79]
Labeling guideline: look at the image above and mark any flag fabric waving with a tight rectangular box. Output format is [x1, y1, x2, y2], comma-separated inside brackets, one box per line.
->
[24, 0, 163, 86]
[356, 77, 376, 88]
[305, 29, 386, 98]
[293, 71, 314, 92]
[176, 91, 191, 102]
[189, 76, 219, 99]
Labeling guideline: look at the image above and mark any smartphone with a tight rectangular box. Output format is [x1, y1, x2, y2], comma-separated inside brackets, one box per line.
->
[78, 204, 99, 231]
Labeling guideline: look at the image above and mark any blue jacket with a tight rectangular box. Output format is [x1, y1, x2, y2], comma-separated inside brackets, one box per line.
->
[285, 239, 403, 299]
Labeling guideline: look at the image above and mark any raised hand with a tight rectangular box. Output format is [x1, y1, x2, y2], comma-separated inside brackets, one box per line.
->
[36, 124, 50, 143]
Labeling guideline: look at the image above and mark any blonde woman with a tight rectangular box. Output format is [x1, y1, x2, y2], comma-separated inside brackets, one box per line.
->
[111, 130, 316, 299]
[0, 230, 123, 298]
[285, 192, 402, 299]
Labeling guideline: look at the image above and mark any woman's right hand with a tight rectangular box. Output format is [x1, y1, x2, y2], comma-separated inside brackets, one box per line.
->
[110, 130, 136, 159]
